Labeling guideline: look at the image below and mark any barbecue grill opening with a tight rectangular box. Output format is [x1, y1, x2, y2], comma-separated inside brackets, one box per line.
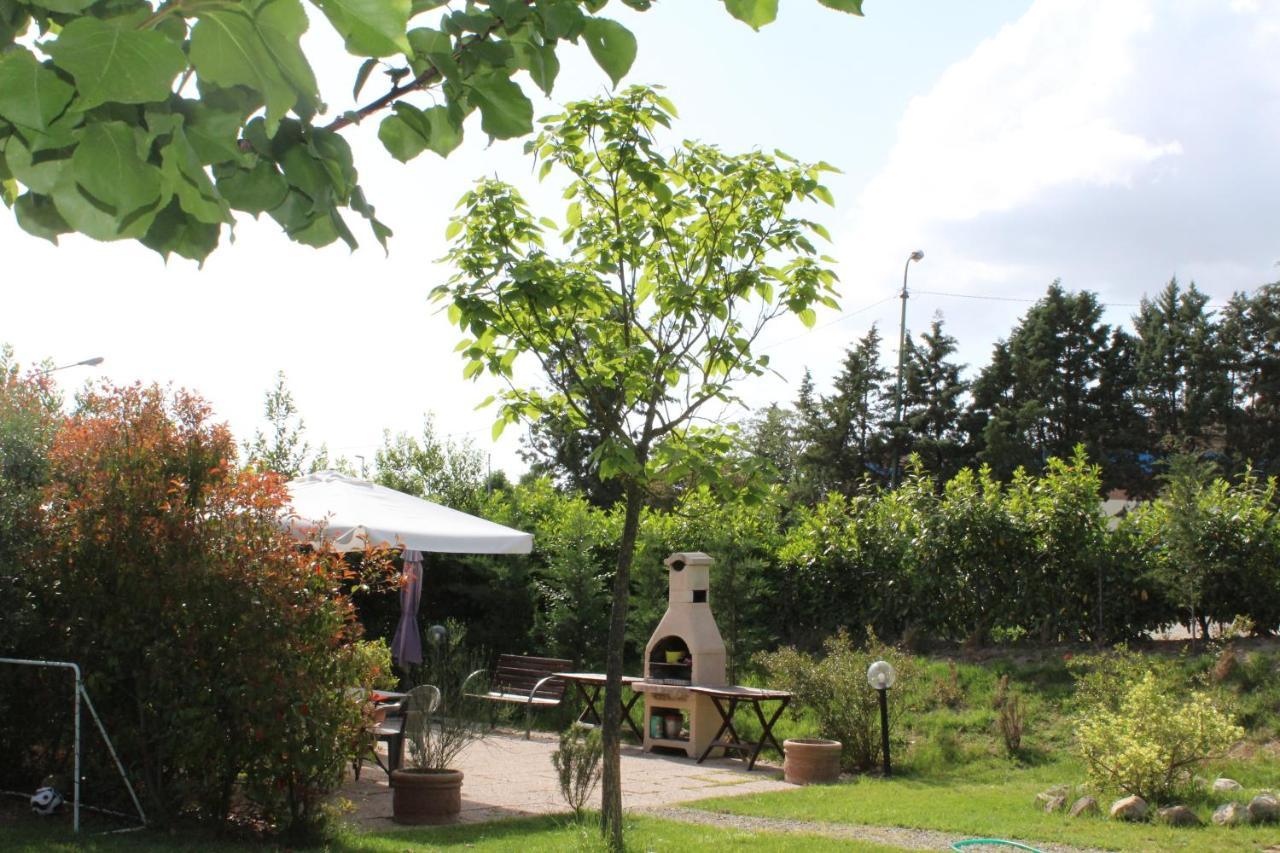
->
[692, 589, 707, 603]
[649, 635, 692, 665]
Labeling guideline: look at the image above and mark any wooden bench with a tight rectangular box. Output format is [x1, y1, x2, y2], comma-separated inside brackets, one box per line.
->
[463, 654, 571, 739]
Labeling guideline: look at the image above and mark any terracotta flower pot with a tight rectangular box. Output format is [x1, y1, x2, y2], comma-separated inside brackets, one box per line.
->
[783, 738, 842, 785]
[390, 768, 464, 823]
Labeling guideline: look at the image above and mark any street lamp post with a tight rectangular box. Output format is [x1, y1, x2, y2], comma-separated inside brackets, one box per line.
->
[867, 660, 897, 777]
[892, 251, 924, 487]
[37, 356, 104, 376]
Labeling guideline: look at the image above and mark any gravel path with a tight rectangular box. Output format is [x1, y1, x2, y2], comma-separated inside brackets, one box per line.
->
[639, 806, 1107, 853]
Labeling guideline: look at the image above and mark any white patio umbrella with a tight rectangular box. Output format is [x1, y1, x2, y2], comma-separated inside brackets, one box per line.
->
[284, 470, 533, 554]
[284, 470, 533, 664]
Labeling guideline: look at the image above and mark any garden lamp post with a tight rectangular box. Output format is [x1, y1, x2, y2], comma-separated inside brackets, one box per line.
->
[867, 660, 897, 777]
[37, 355, 104, 376]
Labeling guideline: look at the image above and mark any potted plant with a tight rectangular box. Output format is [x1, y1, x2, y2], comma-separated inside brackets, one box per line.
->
[390, 625, 487, 823]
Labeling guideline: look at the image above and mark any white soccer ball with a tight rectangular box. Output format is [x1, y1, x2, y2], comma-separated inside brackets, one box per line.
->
[31, 786, 64, 816]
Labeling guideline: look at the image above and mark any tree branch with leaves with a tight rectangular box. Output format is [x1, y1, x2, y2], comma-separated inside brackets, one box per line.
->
[0, 0, 862, 263]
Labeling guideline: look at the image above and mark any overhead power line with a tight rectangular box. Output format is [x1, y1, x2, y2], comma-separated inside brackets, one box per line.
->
[762, 294, 899, 352]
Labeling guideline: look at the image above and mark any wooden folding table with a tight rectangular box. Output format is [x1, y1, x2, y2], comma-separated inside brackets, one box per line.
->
[555, 672, 645, 741]
[688, 685, 791, 770]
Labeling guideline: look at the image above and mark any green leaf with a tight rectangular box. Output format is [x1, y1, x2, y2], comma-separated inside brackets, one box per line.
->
[813, 185, 835, 206]
[542, 2, 584, 40]
[50, 168, 160, 242]
[3, 132, 67, 194]
[353, 57, 378, 99]
[407, 27, 458, 76]
[72, 121, 163, 217]
[817, 0, 864, 15]
[214, 158, 289, 214]
[491, 418, 506, 441]
[581, 18, 636, 87]
[190, 8, 297, 135]
[142, 199, 221, 262]
[349, 185, 392, 252]
[444, 218, 462, 239]
[378, 112, 427, 162]
[26, 0, 97, 12]
[254, 0, 321, 115]
[183, 101, 250, 165]
[467, 73, 533, 140]
[161, 129, 232, 225]
[313, 0, 411, 57]
[14, 192, 69, 243]
[48, 18, 187, 109]
[0, 50, 74, 131]
[378, 103, 462, 162]
[723, 0, 777, 30]
[515, 40, 559, 96]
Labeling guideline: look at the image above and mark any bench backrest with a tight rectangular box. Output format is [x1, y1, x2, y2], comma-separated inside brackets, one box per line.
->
[493, 654, 572, 701]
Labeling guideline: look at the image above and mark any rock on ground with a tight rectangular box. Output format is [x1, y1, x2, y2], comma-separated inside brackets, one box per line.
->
[1068, 796, 1099, 818]
[1156, 805, 1201, 827]
[1213, 801, 1251, 826]
[1110, 795, 1148, 822]
[1248, 794, 1280, 823]
[1212, 777, 1244, 793]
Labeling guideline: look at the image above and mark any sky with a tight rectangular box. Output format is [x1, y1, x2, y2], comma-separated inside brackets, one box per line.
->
[3, 0, 1278, 477]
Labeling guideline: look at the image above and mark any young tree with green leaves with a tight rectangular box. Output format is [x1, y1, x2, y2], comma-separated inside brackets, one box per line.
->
[435, 86, 838, 848]
[0, 0, 863, 262]
[243, 370, 313, 477]
[374, 415, 487, 512]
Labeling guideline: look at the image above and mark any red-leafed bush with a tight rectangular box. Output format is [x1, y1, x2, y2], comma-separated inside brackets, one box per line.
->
[26, 382, 388, 839]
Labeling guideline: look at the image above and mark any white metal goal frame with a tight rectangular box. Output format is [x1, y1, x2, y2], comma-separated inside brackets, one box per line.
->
[0, 657, 147, 833]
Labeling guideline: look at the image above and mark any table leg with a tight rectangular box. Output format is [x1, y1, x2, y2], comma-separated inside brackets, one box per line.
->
[747, 697, 789, 770]
[621, 689, 644, 741]
[698, 697, 743, 764]
[574, 681, 605, 727]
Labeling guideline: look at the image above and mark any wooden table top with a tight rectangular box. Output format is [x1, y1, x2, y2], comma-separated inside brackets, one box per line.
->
[685, 684, 792, 701]
[554, 672, 643, 685]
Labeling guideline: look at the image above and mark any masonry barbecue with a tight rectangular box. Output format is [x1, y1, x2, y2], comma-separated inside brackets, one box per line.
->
[632, 551, 727, 758]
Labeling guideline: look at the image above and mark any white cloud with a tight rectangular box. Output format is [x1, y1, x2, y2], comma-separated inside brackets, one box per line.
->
[814, 0, 1280, 385]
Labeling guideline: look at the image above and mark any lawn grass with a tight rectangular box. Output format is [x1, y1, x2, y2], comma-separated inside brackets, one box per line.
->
[694, 755, 1280, 852]
[0, 812, 910, 852]
[692, 645, 1280, 853]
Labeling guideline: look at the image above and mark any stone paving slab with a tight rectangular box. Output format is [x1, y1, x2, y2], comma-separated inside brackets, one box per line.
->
[344, 728, 792, 831]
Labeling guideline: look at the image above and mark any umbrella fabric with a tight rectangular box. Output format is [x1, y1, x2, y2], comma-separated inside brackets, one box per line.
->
[390, 549, 424, 666]
[283, 470, 533, 554]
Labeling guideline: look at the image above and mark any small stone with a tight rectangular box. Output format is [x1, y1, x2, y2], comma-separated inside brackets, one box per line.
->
[1212, 777, 1244, 793]
[1156, 805, 1202, 827]
[1248, 794, 1280, 823]
[1213, 801, 1251, 826]
[1044, 795, 1067, 813]
[1110, 795, 1149, 822]
[1068, 796, 1099, 818]
[1035, 786, 1069, 808]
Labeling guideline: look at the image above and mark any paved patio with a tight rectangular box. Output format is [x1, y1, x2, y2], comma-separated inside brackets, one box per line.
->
[344, 729, 793, 830]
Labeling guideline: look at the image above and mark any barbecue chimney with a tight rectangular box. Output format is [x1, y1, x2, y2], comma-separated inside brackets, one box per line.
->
[635, 551, 728, 757]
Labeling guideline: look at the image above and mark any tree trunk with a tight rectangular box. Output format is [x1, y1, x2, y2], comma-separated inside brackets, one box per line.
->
[600, 482, 644, 851]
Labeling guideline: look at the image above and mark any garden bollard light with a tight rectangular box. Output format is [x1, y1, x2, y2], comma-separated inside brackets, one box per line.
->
[867, 660, 897, 777]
